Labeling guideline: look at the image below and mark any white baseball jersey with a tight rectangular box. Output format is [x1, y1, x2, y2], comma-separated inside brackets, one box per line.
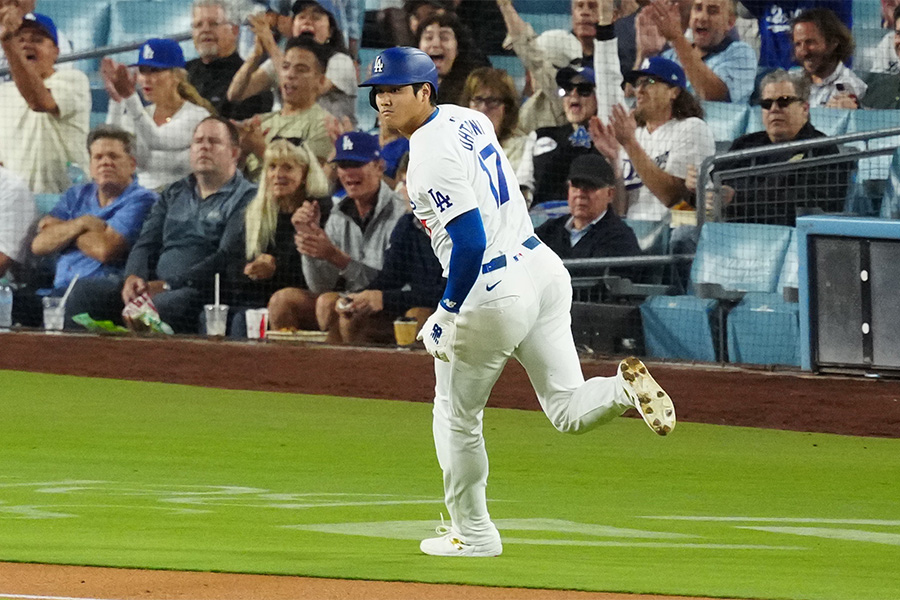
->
[622, 117, 716, 221]
[406, 104, 535, 277]
[407, 104, 641, 549]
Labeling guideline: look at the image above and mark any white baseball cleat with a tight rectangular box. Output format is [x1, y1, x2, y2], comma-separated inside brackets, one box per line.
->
[619, 356, 676, 436]
[420, 525, 503, 557]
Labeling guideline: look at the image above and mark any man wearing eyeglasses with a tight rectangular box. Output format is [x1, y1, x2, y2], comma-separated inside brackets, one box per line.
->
[518, 65, 602, 207]
[710, 68, 849, 225]
[186, 0, 273, 120]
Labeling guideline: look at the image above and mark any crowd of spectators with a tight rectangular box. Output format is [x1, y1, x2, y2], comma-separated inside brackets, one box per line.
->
[0, 0, 896, 340]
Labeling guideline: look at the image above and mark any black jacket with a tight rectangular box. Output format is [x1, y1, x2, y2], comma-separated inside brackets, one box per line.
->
[715, 121, 851, 225]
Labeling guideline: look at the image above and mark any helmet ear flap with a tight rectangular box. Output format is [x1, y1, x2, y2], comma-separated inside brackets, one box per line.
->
[369, 87, 378, 110]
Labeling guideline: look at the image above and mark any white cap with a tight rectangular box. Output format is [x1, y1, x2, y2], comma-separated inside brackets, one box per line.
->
[536, 29, 582, 70]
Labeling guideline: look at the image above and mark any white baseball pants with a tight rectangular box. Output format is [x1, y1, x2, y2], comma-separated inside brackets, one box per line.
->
[430, 240, 633, 544]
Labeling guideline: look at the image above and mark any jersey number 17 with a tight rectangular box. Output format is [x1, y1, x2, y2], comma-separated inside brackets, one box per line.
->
[478, 143, 510, 207]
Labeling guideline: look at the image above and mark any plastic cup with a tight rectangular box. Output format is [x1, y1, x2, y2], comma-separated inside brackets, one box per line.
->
[42, 297, 65, 331]
[245, 308, 268, 339]
[393, 317, 419, 346]
[204, 304, 229, 337]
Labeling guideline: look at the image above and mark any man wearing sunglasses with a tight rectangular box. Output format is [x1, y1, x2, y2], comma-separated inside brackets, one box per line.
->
[518, 64, 602, 207]
[710, 68, 848, 225]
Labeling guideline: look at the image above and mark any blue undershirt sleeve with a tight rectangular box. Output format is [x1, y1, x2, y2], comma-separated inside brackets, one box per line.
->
[440, 208, 486, 313]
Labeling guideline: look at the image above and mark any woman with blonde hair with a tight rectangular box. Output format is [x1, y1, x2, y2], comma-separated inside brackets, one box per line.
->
[460, 67, 529, 173]
[222, 137, 332, 336]
[101, 38, 214, 190]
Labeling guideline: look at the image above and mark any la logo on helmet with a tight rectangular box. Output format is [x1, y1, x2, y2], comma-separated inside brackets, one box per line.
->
[342, 136, 354, 151]
[143, 45, 155, 60]
[373, 56, 384, 74]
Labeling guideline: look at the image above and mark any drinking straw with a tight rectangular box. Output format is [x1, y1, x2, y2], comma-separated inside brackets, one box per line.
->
[214, 272, 220, 307]
[60, 274, 80, 306]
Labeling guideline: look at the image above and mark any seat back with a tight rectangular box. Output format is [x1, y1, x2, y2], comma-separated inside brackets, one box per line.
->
[108, 0, 195, 64]
[700, 101, 749, 147]
[624, 217, 671, 255]
[846, 109, 900, 183]
[39, 0, 112, 73]
[689, 222, 794, 293]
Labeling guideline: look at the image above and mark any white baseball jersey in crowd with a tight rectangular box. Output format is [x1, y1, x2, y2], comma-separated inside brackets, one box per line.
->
[406, 103, 635, 547]
[593, 35, 716, 221]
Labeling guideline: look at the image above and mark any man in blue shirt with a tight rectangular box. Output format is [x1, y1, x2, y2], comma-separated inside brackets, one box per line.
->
[65, 117, 256, 332]
[31, 125, 157, 293]
[642, 0, 757, 103]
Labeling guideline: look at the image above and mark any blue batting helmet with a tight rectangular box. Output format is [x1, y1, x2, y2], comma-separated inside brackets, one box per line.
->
[359, 46, 439, 109]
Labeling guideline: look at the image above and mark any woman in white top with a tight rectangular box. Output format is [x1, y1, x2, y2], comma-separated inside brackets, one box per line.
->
[227, 0, 357, 127]
[101, 38, 213, 190]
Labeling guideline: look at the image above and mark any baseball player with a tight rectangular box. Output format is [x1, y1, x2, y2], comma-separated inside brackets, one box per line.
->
[359, 47, 675, 558]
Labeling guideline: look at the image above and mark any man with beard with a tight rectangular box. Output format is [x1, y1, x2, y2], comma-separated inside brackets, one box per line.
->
[790, 7, 864, 107]
[186, 0, 273, 120]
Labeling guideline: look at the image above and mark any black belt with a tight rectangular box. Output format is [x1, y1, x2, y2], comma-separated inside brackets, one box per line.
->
[481, 235, 541, 274]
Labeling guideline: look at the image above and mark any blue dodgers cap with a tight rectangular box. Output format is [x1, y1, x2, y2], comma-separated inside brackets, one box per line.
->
[332, 132, 381, 163]
[20, 13, 58, 46]
[292, 0, 337, 20]
[626, 56, 687, 89]
[131, 38, 186, 70]
[555, 64, 596, 88]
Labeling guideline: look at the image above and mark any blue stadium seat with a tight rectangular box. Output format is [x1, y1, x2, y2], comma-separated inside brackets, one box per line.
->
[641, 295, 718, 362]
[726, 229, 801, 366]
[846, 109, 900, 182]
[640, 222, 794, 362]
[39, 0, 112, 73]
[108, 0, 195, 64]
[688, 222, 794, 294]
[490, 54, 527, 94]
[701, 101, 749, 149]
[726, 292, 800, 366]
[624, 218, 671, 256]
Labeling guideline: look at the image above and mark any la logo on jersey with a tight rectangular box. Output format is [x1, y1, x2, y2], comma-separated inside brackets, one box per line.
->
[373, 56, 384, 74]
[342, 137, 354, 151]
[143, 45, 155, 60]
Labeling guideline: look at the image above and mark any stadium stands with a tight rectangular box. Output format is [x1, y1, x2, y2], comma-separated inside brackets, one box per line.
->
[0, 0, 895, 371]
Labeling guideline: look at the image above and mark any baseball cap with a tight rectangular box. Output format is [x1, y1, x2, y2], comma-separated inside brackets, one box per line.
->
[625, 57, 687, 89]
[567, 154, 615, 189]
[332, 132, 381, 164]
[292, 0, 337, 20]
[555, 64, 595, 88]
[132, 38, 186, 70]
[19, 13, 58, 47]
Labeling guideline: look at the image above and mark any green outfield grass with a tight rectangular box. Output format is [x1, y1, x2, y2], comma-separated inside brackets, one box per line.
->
[0, 369, 898, 600]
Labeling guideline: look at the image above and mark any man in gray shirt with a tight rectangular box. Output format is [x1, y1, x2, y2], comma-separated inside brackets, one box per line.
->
[65, 117, 256, 333]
